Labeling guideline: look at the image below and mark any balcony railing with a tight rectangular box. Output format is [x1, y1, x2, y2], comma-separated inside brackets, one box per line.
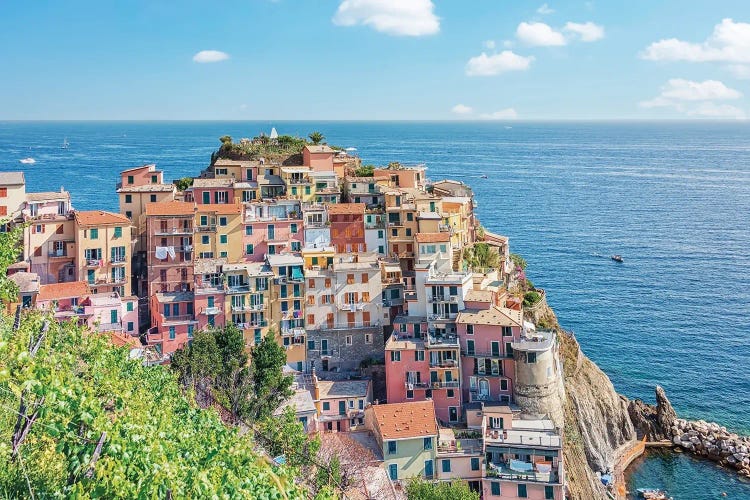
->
[429, 358, 459, 368]
[461, 348, 513, 359]
[86, 259, 102, 267]
[111, 256, 127, 264]
[162, 314, 196, 324]
[154, 227, 193, 235]
[195, 225, 217, 232]
[484, 464, 560, 484]
[226, 284, 251, 294]
[312, 320, 381, 331]
[281, 327, 306, 337]
[425, 335, 460, 347]
[203, 306, 222, 315]
[48, 250, 70, 258]
[429, 380, 459, 389]
[97, 322, 122, 332]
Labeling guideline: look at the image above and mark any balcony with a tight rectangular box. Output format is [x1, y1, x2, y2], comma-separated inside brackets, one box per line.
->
[85, 259, 102, 267]
[404, 380, 430, 389]
[48, 249, 71, 258]
[195, 283, 224, 295]
[97, 322, 122, 332]
[461, 348, 512, 359]
[425, 334, 459, 347]
[226, 284, 251, 294]
[111, 256, 127, 265]
[154, 226, 193, 236]
[484, 428, 562, 448]
[231, 303, 266, 312]
[429, 358, 458, 368]
[428, 312, 458, 321]
[337, 301, 365, 311]
[484, 463, 561, 484]
[195, 225, 217, 232]
[437, 439, 482, 455]
[281, 327, 306, 337]
[203, 306, 222, 315]
[314, 320, 381, 331]
[511, 330, 555, 352]
[430, 380, 459, 389]
[162, 314, 196, 324]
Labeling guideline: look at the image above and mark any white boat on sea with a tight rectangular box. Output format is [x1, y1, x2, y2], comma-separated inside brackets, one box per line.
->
[19, 157, 36, 164]
[61, 137, 69, 149]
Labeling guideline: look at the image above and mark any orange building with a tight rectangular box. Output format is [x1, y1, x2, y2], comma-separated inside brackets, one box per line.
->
[328, 203, 365, 253]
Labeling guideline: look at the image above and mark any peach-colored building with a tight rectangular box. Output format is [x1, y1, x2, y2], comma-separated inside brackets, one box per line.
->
[0, 172, 27, 219]
[147, 291, 197, 359]
[302, 145, 335, 172]
[21, 189, 76, 285]
[74, 210, 132, 297]
[374, 165, 427, 191]
[243, 200, 303, 262]
[311, 374, 372, 433]
[193, 258, 227, 331]
[436, 427, 484, 492]
[328, 203, 365, 254]
[144, 201, 195, 297]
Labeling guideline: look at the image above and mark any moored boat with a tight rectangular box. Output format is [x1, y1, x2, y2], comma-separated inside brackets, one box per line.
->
[637, 488, 672, 500]
[611, 254, 623, 263]
[19, 157, 36, 164]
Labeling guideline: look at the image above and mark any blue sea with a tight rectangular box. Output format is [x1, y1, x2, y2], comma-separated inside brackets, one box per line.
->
[1, 121, 749, 499]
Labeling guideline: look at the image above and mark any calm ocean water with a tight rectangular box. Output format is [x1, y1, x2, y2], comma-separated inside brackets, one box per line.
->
[1, 121, 749, 498]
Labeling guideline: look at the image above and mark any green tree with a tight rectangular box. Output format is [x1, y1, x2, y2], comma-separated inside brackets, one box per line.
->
[0, 311, 303, 498]
[249, 330, 293, 420]
[463, 242, 500, 272]
[353, 164, 375, 177]
[510, 253, 527, 271]
[219, 135, 233, 145]
[0, 220, 21, 303]
[308, 132, 325, 145]
[170, 329, 221, 395]
[175, 177, 193, 191]
[405, 478, 480, 499]
[261, 406, 321, 470]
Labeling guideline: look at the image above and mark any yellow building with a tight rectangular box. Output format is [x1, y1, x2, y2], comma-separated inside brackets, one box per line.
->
[194, 204, 243, 261]
[266, 254, 306, 369]
[222, 262, 273, 349]
[280, 167, 315, 202]
[74, 210, 133, 296]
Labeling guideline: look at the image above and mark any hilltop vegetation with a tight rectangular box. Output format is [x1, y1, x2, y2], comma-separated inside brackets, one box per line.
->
[212, 133, 342, 163]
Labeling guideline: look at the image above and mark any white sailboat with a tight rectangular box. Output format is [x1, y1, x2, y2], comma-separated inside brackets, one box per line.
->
[19, 157, 36, 164]
[61, 137, 69, 149]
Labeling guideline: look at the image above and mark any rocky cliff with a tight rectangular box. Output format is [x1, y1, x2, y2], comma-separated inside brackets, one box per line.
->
[530, 302, 637, 500]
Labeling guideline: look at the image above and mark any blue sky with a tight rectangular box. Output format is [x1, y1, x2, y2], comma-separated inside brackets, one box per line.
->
[1, 0, 750, 120]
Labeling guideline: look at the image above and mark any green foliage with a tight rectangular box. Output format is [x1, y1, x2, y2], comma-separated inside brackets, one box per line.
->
[405, 478, 480, 499]
[261, 407, 320, 471]
[315, 453, 341, 492]
[463, 242, 500, 272]
[219, 135, 233, 144]
[249, 330, 294, 420]
[510, 253, 527, 271]
[387, 161, 402, 169]
[308, 131, 325, 145]
[0, 311, 303, 498]
[353, 165, 375, 177]
[0, 220, 22, 303]
[175, 177, 193, 191]
[523, 291, 542, 307]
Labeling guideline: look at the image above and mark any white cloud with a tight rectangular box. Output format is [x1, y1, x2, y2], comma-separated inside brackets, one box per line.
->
[639, 79, 745, 119]
[451, 104, 473, 115]
[641, 18, 750, 63]
[537, 3, 554, 15]
[516, 22, 566, 46]
[465, 51, 534, 76]
[192, 50, 230, 63]
[688, 102, 746, 119]
[483, 40, 496, 50]
[564, 21, 604, 42]
[332, 0, 439, 36]
[480, 108, 519, 120]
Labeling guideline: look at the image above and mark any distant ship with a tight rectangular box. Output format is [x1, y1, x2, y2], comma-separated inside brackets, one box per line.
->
[19, 157, 36, 164]
[61, 137, 69, 149]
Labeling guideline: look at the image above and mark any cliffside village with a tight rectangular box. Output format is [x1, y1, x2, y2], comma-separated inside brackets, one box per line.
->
[1, 140, 567, 499]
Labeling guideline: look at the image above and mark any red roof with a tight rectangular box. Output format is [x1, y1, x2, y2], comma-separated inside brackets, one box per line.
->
[75, 210, 130, 226]
[328, 203, 365, 215]
[196, 203, 242, 215]
[146, 201, 196, 216]
[415, 232, 450, 243]
[371, 401, 437, 440]
[38, 281, 90, 301]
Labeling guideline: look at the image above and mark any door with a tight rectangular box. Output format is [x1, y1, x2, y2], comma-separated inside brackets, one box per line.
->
[267, 224, 275, 240]
[207, 296, 214, 308]
[479, 379, 489, 397]
[449, 407, 458, 422]
[202, 191, 210, 204]
[491, 341, 500, 357]
[110, 309, 118, 324]
[467, 339, 475, 355]
[338, 401, 346, 415]
[321, 339, 328, 356]
[424, 460, 433, 478]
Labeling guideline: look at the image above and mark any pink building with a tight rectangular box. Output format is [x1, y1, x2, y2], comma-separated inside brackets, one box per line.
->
[457, 291, 523, 406]
[385, 320, 462, 424]
[190, 178, 237, 205]
[302, 145, 335, 172]
[144, 201, 196, 297]
[147, 291, 197, 359]
[311, 373, 372, 433]
[193, 258, 226, 331]
[243, 200, 303, 261]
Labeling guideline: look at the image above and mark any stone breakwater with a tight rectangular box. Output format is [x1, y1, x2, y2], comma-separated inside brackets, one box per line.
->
[670, 418, 750, 478]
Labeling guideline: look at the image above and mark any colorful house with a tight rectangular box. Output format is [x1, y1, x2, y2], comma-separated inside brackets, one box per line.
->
[328, 202, 365, 254]
[74, 210, 132, 296]
[312, 373, 372, 433]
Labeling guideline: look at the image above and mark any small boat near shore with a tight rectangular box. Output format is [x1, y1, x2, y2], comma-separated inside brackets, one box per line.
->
[611, 254, 623, 263]
[19, 157, 36, 164]
[636, 488, 672, 500]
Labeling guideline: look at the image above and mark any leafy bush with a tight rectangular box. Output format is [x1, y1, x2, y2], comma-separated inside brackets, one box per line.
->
[510, 253, 527, 271]
[523, 291, 542, 307]
[353, 165, 375, 177]
[405, 478, 480, 499]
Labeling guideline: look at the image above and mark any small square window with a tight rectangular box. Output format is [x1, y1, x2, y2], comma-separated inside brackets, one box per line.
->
[387, 441, 397, 454]
[423, 437, 432, 450]
[245, 226, 253, 235]
[491, 482, 501, 496]
[124, 194, 132, 203]
[220, 234, 228, 244]
[202, 235, 209, 245]
[219, 217, 227, 226]
[322, 402, 330, 411]
[150, 194, 157, 202]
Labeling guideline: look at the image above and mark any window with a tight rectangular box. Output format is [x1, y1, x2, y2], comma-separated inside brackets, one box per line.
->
[361, 273, 369, 284]
[405, 228, 411, 237]
[527, 352, 537, 363]
[345, 335, 353, 345]
[125, 211, 132, 218]
[322, 402, 330, 411]
[246, 244, 253, 255]
[290, 223, 298, 234]
[466, 324, 474, 335]
[387, 441, 397, 455]
[391, 228, 398, 237]
[471, 457, 480, 471]
[466, 340, 475, 356]
[219, 251, 227, 258]
[126, 301, 134, 312]
[406, 212, 413, 221]
[127, 322, 134, 331]
[377, 230, 383, 238]
[415, 350, 425, 361]
[390, 351, 401, 362]
[501, 379, 508, 391]
[517, 485, 527, 498]
[202, 235, 209, 245]
[307, 340, 315, 350]
[150, 194, 157, 202]
[219, 216, 227, 226]
[127, 175, 134, 184]
[188, 325, 194, 338]
[124, 194, 132, 203]
[406, 390, 414, 399]
[169, 327, 175, 340]
[441, 459, 451, 473]
[151, 175, 158, 183]
[365, 334, 372, 344]
[502, 326, 513, 336]
[245, 226, 253, 235]
[423, 437, 432, 450]
[114, 226, 122, 238]
[491, 482, 501, 496]
[447, 389, 455, 398]
[359, 399, 364, 410]
[90, 228, 98, 240]
[545, 486, 554, 500]
[220, 234, 228, 244]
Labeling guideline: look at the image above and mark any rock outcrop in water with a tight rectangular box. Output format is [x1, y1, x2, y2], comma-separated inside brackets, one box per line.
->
[627, 386, 676, 441]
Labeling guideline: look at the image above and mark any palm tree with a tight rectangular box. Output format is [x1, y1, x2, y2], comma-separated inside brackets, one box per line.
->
[308, 131, 325, 145]
[463, 242, 500, 272]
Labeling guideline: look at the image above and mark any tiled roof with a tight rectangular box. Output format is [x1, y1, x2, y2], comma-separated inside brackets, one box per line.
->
[120, 164, 157, 174]
[456, 306, 522, 327]
[464, 289, 494, 303]
[145, 201, 196, 216]
[74, 210, 130, 226]
[304, 145, 335, 153]
[117, 184, 175, 193]
[9, 272, 40, 294]
[38, 281, 90, 301]
[195, 203, 241, 215]
[26, 191, 70, 202]
[317, 380, 370, 399]
[415, 232, 450, 243]
[328, 203, 365, 215]
[192, 178, 234, 188]
[0, 172, 25, 185]
[372, 401, 437, 440]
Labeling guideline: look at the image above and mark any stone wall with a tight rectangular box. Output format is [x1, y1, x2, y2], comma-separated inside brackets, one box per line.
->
[306, 327, 384, 374]
[670, 419, 750, 478]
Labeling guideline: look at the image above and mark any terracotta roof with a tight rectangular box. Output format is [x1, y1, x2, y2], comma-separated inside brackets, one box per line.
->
[195, 203, 242, 215]
[74, 210, 130, 226]
[38, 281, 90, 301]
[456, 305, 522, 327]
[0, 172, 25, 185]
[120, 164, 157, 174]
[192, 178, 234, 188]
[415, 232, 450, 243]
[117, 184, 175, 193]
[26, 191, 70, 203]
[328, 203, 365, 215]
[464, 289, 494, 303]
[371, 401, 437, 440]
[146, 201, 196, 217]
